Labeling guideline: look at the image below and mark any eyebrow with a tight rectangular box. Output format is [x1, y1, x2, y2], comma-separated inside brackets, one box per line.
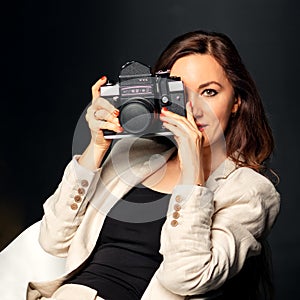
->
[198, 81, 223, 90]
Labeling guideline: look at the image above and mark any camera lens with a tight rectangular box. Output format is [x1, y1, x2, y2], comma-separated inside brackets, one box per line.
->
[119, 99, 154, 134]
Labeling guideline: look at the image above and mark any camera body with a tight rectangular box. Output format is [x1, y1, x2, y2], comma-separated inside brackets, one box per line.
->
[101, 61, 186, 139]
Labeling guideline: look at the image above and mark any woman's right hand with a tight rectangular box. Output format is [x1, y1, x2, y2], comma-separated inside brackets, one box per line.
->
[78, 76, 123, 170]
[85, 76, 123, 150]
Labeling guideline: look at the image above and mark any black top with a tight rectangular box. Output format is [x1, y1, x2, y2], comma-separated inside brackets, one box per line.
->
[66, 185, 170, 300]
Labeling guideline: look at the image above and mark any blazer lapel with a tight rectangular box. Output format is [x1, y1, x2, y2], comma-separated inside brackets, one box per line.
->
[90, 137, 176, 215]
[206, 158, 237, 193]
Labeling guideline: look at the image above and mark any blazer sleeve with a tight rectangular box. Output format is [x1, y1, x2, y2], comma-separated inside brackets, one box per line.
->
[156, 168, 280, 296]
[39, 156, 102, 257]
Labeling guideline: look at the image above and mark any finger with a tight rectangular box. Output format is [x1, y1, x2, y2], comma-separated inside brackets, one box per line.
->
[89, 118, 123, 133]
[186, 101, 198, 129]
[162, 121, 203, 157]
[161, 107, 193, 128]
[92, 97, 119, 116]
[94, 109, 120, 125]
[91, 76, 107, 100]
[160, 114, 195, 133]
[162, 105, 196, 128]
[161, 107, 184, 120]
[161, 106, 198, 132]
[86, 105, 119, 127]
[161, 121, 187, 138]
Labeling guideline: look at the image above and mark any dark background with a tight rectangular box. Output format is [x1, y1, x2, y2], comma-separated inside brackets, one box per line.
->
[1, 0, 299, 298]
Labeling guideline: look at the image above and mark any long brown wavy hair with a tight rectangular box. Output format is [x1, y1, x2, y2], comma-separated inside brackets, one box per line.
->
[153, 30, 274, 173]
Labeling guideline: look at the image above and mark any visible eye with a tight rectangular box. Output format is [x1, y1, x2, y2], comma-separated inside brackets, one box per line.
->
[201, 89, 218, 97]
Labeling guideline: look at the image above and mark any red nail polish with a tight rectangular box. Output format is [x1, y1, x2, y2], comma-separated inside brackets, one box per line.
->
[113, 110, 119, 117]
[161, 107, 168, 112]
[101, 76, 106, 81]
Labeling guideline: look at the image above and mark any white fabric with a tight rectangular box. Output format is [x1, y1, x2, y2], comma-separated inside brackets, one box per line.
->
[0, 221, 66, 300]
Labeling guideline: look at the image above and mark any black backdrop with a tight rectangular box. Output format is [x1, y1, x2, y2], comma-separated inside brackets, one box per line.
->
[1, 0, 300, 298]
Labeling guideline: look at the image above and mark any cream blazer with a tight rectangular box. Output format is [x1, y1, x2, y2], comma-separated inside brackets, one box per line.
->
[27, 137, 280, 300]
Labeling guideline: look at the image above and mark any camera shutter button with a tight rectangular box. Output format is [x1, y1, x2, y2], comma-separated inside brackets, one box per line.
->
[161, 96, 169, 104]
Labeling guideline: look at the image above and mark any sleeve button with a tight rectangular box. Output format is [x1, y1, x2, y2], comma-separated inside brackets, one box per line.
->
[70, 203, 78, 210]
[175, 195, 182, 202]
[173, 211, 180, 219]
[74, 195, 82, 203]
[77, 188, 85, 195]
[80, 180, 89, 187]
[171, 220, 178, 227]
[174, 204, 181, 211]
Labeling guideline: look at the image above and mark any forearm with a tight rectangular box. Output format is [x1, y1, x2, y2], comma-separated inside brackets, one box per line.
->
[78, 140, 109, 171]
[156, 173, 279, 296]
[157, 185, 216, 295]
[39, 156, 102, 257]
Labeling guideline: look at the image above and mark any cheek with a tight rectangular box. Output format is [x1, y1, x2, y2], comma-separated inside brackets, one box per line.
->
[201, 104, 232, 145]
[210, 100, 234, 130]
[219, 111, 232, 131]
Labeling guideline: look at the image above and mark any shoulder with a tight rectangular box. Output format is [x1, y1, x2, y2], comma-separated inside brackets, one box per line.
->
[214, 166, 280, 235]
[224, 166, 279, 199]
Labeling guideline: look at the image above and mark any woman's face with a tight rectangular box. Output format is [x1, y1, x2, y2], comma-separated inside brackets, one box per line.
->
[170, 54, 239, 148]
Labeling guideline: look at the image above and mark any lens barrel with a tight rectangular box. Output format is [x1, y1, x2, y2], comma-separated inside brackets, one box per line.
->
[119, 98, 155, 134]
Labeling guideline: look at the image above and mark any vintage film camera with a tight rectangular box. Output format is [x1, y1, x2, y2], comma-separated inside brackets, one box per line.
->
[100, 61, 186, 138]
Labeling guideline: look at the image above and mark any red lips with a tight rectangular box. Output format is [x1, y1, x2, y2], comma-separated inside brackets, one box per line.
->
[196, 124, 207, 132]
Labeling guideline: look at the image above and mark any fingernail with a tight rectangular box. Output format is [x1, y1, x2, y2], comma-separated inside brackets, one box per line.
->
[161, 107, 168, 112]
[101, 76, 107, 81]
[117, 126, 123, 132]
[113, 110, 119, 117]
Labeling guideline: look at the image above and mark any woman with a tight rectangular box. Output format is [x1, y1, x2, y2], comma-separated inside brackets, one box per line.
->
[28, 30, 280, 300]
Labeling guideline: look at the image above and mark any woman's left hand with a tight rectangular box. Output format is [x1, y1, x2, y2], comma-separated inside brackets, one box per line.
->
[160, 102, 205, 186]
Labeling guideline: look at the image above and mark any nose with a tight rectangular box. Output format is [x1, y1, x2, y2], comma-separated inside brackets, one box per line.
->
[192, 103, 204, 121]
[188, 93, 204, 119]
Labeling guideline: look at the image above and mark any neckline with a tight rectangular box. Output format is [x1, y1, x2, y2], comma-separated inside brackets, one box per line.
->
[135, 183, 170, 195]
